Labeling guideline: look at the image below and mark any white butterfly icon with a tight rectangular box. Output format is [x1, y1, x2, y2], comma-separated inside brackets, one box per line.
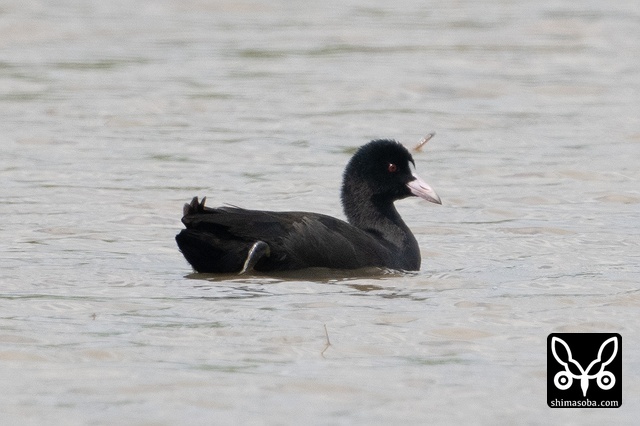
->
[551, 336, 618, 397]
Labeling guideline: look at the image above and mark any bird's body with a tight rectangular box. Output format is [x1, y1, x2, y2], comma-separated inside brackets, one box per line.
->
[177, 202, 417, 273]
[176, 139, 441, 274]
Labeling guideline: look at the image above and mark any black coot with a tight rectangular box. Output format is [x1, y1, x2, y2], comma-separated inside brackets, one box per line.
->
[176, 139, 441, 273]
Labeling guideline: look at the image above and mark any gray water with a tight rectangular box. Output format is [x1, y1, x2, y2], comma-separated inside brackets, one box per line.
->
[2, 0, 639, 424]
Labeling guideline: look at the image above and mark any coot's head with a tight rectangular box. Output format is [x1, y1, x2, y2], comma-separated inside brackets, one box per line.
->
[342, 139, 441, 205]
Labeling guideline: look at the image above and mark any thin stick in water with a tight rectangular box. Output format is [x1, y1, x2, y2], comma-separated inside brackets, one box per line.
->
[414, 132, 436, 152]
[321, 324, 331, 357]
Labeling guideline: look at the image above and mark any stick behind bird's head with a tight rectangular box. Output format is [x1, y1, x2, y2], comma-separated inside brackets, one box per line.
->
[413, 132, 436, 152]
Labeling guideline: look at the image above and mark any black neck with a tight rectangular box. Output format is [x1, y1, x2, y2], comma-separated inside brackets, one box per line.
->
[341, 182, 419, 258]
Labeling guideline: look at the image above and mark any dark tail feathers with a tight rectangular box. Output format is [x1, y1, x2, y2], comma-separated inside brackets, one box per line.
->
[183, 196, 207, 217]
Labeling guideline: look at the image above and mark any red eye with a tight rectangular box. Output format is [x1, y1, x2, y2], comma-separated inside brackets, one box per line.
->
[387, 163, 397, 173]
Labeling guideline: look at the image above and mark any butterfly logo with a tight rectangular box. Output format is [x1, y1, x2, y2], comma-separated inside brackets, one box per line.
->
[551, 336, 618, 397]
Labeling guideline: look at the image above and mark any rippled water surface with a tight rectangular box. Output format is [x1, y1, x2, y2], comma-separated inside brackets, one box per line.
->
[2, 0, 639, 424]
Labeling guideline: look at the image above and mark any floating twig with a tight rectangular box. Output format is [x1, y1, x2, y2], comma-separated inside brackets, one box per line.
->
[414, 132, 436, 152]
[321, 324, 331, 357]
